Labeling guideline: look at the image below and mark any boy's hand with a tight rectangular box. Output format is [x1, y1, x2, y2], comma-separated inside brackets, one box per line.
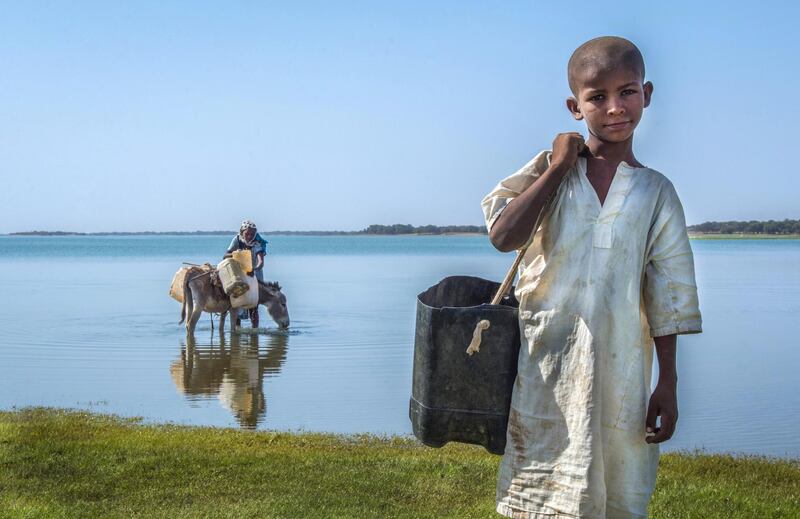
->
[550, 133, 586, 170]
[645, 380, 678, 444]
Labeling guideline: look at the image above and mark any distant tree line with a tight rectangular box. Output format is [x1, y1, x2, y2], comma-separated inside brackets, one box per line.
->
[11, 221, 798, 237]
[7, 225, 488, 236]
[360, 224, 487, 235]
[9, 230, 234, 236]
[688, 219, 800, 235]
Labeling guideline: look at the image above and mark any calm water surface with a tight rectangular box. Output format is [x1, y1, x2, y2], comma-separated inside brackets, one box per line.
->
[0, 235, 797, 458]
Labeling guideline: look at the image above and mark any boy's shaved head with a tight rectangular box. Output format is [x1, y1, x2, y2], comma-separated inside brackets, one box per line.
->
[568, 36, 645, 95]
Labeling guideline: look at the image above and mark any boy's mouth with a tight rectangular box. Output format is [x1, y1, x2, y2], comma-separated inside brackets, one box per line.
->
[604, 121, 632, 130]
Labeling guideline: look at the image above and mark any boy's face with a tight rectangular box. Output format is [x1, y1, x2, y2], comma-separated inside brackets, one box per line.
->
[566, 66, 653, 144]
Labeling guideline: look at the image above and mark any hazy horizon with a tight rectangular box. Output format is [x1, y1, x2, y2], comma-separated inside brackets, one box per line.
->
[5, 216, 800, 236]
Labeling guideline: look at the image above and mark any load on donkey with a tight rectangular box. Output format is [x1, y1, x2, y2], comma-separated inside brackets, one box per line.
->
[169, 258, 290, 336]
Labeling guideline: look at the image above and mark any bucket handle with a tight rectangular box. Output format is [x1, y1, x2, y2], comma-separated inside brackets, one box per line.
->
[467, 248, 527, 356]
[488, 173, 561, 305]
[490, 247, 528, 305]
[469, 182, 559, 354]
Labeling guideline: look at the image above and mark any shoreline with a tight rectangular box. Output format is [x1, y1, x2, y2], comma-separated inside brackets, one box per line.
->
[1, 231, 489, 237]
[1, 408, 797, 517]
[688, 233, 800, 240]
[4, 232, 800, 239]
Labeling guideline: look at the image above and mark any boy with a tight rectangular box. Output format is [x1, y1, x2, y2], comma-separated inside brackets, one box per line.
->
[224, 219, 268, 327]
[481, 37, 701, 518]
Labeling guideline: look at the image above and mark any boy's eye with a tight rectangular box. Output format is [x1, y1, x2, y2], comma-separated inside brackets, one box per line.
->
[589, 94, 604, 101]
[621, 89, 636, 95]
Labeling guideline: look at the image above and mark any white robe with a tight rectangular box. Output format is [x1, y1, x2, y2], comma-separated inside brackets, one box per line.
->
[481, 151, 702, 518]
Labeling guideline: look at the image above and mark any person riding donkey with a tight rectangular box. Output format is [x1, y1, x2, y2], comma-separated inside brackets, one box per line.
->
[224, 219, 268, 328]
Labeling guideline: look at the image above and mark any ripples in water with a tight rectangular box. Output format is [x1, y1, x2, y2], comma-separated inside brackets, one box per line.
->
[1, 236, 799, 457]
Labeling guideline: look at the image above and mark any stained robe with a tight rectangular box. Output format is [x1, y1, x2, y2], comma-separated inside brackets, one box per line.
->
[481, 151, 702, 518]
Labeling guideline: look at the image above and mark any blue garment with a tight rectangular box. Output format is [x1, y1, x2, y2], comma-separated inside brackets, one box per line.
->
[226, 233, 267, 281]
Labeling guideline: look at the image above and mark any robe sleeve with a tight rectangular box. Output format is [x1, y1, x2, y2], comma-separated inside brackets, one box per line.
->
[226, 236, 240, 253]
[481, 150, 552, 231]
[255, 234, 268, 255]
[643, 181, 703, 337]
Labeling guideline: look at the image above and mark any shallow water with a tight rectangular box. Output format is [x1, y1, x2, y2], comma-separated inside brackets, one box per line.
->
[0, 235, 797, 458]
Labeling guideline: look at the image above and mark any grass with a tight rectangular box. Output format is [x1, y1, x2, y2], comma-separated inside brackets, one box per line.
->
[0, 408, 797, 518]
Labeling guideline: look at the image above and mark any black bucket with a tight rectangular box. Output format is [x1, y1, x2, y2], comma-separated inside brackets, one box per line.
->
[409, 275, 521, 455]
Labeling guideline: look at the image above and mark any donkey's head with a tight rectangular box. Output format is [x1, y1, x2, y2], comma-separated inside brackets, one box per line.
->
[257, 281, 290, 329]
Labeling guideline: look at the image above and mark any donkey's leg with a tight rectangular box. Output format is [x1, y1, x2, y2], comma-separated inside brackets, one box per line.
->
[250, 307, 260, 329]
[219, 311, 227, 336]
[188, 303, 203, 337]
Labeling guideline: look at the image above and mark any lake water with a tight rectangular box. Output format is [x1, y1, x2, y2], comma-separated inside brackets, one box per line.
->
[0, 235, 798, 458]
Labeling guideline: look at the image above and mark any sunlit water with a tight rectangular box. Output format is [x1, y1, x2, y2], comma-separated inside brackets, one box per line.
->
[0, 235, 797, 458]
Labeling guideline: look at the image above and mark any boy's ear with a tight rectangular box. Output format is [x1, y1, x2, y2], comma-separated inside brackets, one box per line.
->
[643, 81, 654, 108]
[566, 97, 583, 120]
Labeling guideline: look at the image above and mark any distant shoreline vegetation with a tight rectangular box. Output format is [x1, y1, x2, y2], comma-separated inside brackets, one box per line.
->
[688, 219, 800, 235]
[5, 224, 488, 237]
[7, 220, 800, 237]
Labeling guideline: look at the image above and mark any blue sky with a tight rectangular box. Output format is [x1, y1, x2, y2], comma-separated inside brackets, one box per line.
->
[1, 1, 797, 232]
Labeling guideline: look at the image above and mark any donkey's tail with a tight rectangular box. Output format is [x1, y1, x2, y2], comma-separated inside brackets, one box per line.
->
[180, 270, 195, 325]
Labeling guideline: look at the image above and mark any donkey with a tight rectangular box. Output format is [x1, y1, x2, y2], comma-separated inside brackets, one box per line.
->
[176, 265, 290, 336]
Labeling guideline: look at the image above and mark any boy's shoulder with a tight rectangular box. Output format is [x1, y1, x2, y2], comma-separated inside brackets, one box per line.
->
[549, 150, 679, 194]
[512, 149, 552, 179]
[526, 149, 675, 187]
[636, 163, 670, 182]
[492, 150, 682, 204]
[633, 165, 682, 200]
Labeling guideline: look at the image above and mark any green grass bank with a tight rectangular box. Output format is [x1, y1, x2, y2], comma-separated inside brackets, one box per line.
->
[1, 408, 797, 518]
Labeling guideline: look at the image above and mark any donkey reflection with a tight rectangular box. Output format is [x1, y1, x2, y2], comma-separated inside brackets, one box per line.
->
[170, 333, 288, 428]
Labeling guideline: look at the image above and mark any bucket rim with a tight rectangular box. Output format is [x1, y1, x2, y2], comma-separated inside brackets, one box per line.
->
[416, 299, 517, 312]
[416, 275, 518, 311]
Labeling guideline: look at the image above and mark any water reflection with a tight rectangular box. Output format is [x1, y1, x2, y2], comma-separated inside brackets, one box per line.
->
[171, 332, 289, 428]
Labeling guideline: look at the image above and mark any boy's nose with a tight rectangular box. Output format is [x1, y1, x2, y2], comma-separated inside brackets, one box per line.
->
[607, 104, 625, 116]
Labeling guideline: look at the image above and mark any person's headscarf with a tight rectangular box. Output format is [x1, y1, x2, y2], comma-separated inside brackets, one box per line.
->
[239, 220, 257, 246]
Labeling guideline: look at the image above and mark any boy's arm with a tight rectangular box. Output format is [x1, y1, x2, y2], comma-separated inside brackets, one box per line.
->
[489, 133, 584, 252]
[646, 333, 678, 444]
